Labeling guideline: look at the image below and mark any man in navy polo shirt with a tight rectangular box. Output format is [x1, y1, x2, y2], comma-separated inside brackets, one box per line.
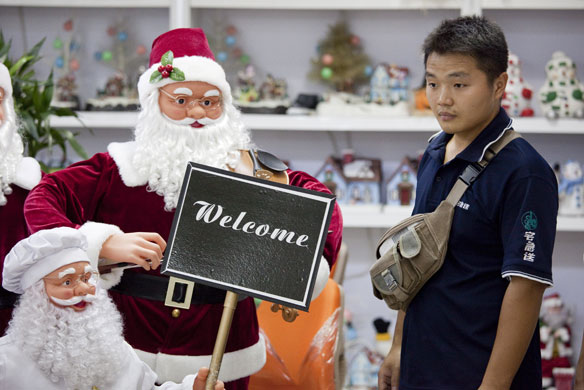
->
[378, 16, 558, 390]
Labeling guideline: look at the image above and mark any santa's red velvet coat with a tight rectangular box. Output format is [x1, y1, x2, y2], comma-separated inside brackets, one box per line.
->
[0, 185, 30, 334]
[24, 144, 343, 385]
[1, 158, 43, 336]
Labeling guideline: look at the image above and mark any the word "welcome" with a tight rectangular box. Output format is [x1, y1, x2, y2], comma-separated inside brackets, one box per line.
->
[193, 200, 310, 248]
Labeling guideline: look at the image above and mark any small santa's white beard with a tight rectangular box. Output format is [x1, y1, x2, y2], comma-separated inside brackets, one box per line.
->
[7, 282, 127, 389]
[0, 96, 23, 206]
[133, 91, 251, 211]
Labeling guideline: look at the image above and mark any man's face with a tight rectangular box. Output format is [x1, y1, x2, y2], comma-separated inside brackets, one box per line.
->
[425, 52, 507, 139]
[43, 261, 97, 312]
[158, 80, 223, 128]
[0, 87, 5, 125]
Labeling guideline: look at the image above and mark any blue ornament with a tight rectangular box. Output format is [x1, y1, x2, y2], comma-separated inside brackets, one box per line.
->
[94, 51, 102, 61]
[364, 65, 373, 76]
[55, 56, 64, 68]
[69, 40, 79, 52]
[117, 31, 128, 42]
[217, 51, 228, 63]
[225, 35, 236, 47]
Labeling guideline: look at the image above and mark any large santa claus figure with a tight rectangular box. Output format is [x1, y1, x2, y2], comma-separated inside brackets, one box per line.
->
[0, 63, 42, 334]
[24, 28, 343, 389]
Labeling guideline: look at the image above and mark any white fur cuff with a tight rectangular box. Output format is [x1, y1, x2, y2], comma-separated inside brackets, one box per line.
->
[13, 157, 42, 190]
[78, 221, 124, 288]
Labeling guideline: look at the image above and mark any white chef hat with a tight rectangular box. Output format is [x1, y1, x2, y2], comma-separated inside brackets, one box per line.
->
[3, 227, 91, 294]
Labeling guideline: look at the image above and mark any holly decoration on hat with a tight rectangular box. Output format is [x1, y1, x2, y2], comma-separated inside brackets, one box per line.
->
[150, 50, 185, 83]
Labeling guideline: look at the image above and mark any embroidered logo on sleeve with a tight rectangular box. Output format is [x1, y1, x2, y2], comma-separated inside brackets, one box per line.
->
[522, 211, 538, 230]
[521, 211, 538, 262]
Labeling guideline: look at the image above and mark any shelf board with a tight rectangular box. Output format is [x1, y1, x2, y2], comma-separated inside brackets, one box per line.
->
[189, 0, 584, 10]
[341, 205, 584, 232]
[1, 0, 170, 7]
[189, 0, 463, 10]
[481, 0, 584, 9]
[50, 112, 584, 134]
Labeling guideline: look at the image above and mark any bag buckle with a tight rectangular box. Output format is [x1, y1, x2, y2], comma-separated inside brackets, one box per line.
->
[381, 269, 398, 291]
[164, 276, 195, 309]
[459, 163, 483, 185]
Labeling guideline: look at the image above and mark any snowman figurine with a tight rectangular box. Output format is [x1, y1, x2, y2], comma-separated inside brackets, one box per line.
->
[558, 160, 584, 216]
[502, 52, 534, 117]
[539, 51, 584, 119]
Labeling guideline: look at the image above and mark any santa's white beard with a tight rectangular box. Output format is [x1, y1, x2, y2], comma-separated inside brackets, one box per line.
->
[133, 92, 251, 211]
[0, 96, 23, 206]
[6, 282, 127, 389]
[541, 308, 570, 330]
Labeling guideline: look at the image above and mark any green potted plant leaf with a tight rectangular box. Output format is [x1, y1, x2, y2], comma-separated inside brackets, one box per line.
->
[0, 31, 89, 172]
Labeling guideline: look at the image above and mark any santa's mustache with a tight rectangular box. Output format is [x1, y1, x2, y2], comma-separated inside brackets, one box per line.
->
[162, 113, 224, 126]
[50, 293, 98, 307]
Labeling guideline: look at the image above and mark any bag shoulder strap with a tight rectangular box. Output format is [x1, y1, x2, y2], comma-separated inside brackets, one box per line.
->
[445, 129, 521, 206]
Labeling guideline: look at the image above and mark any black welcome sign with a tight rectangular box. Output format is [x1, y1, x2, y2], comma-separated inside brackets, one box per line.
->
[161, 162, 336, 311]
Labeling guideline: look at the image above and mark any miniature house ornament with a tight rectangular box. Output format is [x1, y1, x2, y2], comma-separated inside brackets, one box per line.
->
[539, 51, 584, 119]
[502, 52, 534, 117]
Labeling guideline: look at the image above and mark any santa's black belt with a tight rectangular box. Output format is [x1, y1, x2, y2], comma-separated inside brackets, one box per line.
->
[109, 272, 246, 306]
[0, 287, 18, 309]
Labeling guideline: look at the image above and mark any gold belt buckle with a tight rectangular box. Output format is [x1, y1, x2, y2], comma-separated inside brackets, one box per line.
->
[164, 276, 195, 309]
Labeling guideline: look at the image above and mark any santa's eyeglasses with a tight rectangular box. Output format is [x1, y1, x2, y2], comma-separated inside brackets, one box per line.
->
[158, 88, 222, 113]
[43, 271, 99, 289]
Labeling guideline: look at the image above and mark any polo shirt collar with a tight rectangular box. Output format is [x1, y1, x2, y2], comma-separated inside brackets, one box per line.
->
[427, 107, 513, 163]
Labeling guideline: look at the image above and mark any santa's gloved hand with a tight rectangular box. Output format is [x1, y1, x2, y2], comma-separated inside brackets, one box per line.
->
[193, 367, 224, 390]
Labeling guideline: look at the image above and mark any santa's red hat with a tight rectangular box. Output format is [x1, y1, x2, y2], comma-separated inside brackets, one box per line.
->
[137, 28, 231, 106]
[542, 292, 563, 309]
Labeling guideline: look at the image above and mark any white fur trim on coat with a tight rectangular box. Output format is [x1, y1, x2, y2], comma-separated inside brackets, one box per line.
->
[108, 141, 148, 187]
[13, 157, 41, 190]
[78, 221, 125, 289]
[311, 256, 331, 301]
[137, 55, 232, 108]
[135, 333, 266, 383]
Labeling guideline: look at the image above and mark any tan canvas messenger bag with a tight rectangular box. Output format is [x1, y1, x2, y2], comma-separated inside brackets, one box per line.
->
[370, 129, 521, 311]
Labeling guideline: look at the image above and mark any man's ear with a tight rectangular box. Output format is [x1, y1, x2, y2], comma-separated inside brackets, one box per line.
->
[494, 72, 508, 99]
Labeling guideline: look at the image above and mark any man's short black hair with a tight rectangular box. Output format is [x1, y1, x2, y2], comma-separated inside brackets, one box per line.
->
[423, 16, 509, 83]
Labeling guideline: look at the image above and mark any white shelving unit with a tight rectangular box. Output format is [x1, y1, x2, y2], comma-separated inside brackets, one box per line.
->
[51, 112, 584, 133]
[50, 112, 584, 232]
[341, 204, 584, 232]
[6, 0, 584, 9]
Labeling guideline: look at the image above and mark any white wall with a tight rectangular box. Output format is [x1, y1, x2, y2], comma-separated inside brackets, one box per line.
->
[1, 4, 583, 365]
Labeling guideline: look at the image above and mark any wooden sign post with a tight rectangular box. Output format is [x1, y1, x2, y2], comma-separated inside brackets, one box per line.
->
[161, 162, 335, 389]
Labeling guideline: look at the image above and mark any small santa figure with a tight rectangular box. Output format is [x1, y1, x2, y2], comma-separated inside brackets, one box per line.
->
[502, 52, 534, 117]
[540, 292, 574, 389]
[558, 161, 584, 216]
[539, 51, 584, 119]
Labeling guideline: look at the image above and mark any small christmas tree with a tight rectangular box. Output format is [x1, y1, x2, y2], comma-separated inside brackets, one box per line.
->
[309, 21, 371, 93]
[207, 20, 251, 86]
[51, 19, 81, 109]
[93, 19, 147, 99]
